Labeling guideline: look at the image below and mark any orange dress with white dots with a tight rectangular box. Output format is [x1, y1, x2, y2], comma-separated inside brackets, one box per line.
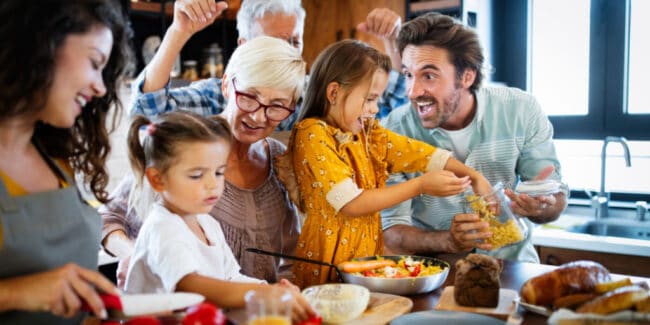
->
[279, 118, 450, 288]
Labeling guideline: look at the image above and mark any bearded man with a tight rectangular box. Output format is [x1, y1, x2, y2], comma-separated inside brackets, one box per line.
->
[381, 13, 567, 263]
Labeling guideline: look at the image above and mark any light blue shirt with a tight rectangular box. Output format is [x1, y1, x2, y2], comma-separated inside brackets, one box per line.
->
[381, 86, 563, 263]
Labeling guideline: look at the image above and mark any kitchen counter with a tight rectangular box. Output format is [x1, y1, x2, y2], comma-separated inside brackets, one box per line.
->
[409, 253, 650, 325]
[531, 214, 650, 257]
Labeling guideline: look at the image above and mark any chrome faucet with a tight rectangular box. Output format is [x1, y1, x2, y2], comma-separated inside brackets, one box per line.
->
[593, 136, 632, 219]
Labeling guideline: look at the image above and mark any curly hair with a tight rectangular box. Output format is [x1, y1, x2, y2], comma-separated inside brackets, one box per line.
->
[0, 0, 134, 203]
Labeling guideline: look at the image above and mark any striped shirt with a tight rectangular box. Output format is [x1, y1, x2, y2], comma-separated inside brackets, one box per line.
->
[381, 86, 563, 263]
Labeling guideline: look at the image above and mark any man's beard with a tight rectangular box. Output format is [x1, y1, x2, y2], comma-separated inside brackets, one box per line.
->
[413, 85, 462, 129]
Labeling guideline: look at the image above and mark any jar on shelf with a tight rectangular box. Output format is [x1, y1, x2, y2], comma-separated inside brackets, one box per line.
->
[181, 60, 199, 81]
[463, 182, 529, 251]
[200, 43, 224, 78]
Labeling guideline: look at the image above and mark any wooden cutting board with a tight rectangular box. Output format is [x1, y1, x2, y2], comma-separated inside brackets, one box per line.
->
[435, 286, 518, 320]
[344, 292, 413, 325]
[224, 292, 412, 325]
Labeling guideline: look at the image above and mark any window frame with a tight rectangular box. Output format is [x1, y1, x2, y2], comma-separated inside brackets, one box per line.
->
[492, 0, 650, 202]
[496, 0, 650, 141]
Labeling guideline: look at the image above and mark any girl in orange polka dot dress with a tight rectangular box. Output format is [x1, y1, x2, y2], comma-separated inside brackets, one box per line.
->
[276, 40, 492, 288]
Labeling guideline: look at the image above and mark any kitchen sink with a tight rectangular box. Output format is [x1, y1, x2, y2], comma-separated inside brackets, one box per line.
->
[567, 220, 650, 240]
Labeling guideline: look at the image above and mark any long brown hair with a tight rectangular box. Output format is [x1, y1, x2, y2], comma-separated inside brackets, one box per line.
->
[0, 0, 134, 203]
[298, 39, 391, 120]
[127, 111, 233, 183]
[396, 12, 484, 93]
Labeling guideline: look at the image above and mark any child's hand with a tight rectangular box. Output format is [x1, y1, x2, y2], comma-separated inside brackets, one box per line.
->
[471, 173, 493, 199]
[275, 279, 317, 324]
[420, 170, 471, 197]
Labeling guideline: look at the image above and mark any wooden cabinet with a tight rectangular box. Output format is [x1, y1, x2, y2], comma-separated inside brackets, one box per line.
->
[301, 0, 406, 70]
[536, 245, 650, 277]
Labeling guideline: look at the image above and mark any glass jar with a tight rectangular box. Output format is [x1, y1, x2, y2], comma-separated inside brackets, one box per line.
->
[200, 43, 224, 78]
[181, 60, 199, 81]
[515, 179, 569, 197]
[464, 182, 529, 250]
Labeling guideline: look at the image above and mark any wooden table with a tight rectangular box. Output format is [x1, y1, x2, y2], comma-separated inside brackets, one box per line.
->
[407, 253, 649, 325]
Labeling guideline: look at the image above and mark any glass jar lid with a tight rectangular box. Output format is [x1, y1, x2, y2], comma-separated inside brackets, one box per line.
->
[515, 179, 566, 196]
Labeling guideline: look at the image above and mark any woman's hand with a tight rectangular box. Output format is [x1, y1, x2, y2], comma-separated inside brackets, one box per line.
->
[172, 0, 228, 36]
[449, 213, 493, 252]
[419, 170, 471, 197]
[1, 263, 116, 318]
[116, 254, 131, 290]
[275, 279, 317, 324]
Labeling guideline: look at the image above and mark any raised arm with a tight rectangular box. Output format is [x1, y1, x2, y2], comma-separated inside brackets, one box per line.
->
[357, 7, 402, 71]
[142, 0, 228, 92]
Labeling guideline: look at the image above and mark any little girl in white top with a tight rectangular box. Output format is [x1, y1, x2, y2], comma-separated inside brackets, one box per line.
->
[123, 111, 314, 322]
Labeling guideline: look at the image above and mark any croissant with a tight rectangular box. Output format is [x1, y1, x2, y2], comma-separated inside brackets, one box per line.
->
[577, 285, 648, 314]
[520, 260, 611, 306]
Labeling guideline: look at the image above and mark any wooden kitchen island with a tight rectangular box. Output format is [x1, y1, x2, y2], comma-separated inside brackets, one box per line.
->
[407, 253, 650, 325]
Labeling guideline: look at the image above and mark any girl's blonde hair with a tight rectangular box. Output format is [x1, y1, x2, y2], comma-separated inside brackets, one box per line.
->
[223, 36, 306, 104]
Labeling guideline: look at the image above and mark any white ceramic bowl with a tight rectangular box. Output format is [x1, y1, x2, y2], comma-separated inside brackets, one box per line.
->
[301, 283, 370, 323]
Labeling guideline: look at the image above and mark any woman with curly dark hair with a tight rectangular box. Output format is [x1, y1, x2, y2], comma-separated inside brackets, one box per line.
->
[0, 0, 133, 323]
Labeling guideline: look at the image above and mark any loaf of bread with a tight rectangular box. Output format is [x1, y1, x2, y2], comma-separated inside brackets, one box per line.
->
[635, 296, 650, 313]
[454, 253, 502, 307]
[520, 260, 611, 307]
[576, 285, 648, 315]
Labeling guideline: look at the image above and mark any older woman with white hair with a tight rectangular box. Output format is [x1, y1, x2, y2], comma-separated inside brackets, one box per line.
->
[101, 36, 306, 287]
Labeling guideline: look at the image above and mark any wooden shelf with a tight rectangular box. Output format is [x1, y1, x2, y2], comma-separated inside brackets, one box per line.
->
[130, 1, 174, 17]
[129, 0, 240, 20]
[410, 0, 461, 13]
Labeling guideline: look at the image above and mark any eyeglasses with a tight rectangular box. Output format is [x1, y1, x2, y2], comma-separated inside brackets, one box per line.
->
[231, 78, 294, 122]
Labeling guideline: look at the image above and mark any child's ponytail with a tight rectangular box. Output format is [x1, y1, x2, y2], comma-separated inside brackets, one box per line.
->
[127, 115, 152, 183]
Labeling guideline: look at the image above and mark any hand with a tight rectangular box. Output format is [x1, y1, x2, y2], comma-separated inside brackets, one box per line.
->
[356, 8, 401, 41]
[276, 279, 316, 323]
[172, 0, 228, 36]
[4, 263, 116, 318]
[505, 189, 557, 217]
[450, 213, 493, 251]
[471, 173, 493, 199]
[505, 165, 558, 217]
[116, 255, 132, 290]
[419, 170, 471, 197]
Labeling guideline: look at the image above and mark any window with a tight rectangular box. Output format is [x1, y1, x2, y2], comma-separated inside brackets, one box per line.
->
[524, 0, 650, 198]
[530, 0, 590, 116]
[554, 140, 650, 197]
[628, 0, 650, 114]
[528, 0, 650, 140]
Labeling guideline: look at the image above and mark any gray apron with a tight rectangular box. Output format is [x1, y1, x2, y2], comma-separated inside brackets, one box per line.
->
[0, 155, 101, 324]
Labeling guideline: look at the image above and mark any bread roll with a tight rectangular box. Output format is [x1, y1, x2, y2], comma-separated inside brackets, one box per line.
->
[454, 253, 502, 307]
[520, 260, 611, 307]
[576, 285, 648, 315]
[635, 296, 650, 313]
